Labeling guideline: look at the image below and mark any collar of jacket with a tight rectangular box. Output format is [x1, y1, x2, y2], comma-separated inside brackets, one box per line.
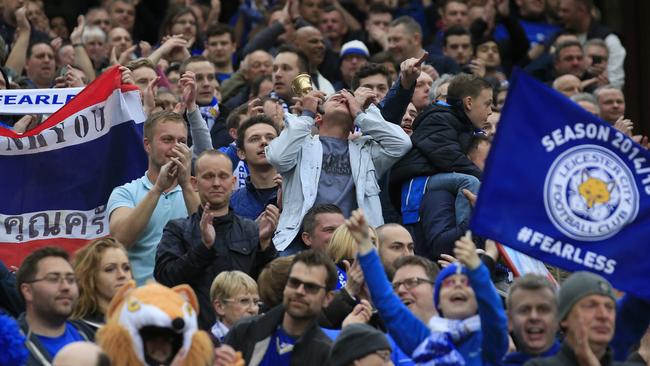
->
[255, 305, 324, 346]
[414, 102, 474, 131]
[502, 339, 561, 365]
[245, 176, 278, 197]
[196, 206, 235, 227]
[559, 340, 615, 365]
[445, 97, 475, 127]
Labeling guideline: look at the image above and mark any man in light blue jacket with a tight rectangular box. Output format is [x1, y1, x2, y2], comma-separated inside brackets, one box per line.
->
[265, 89, 411, 254]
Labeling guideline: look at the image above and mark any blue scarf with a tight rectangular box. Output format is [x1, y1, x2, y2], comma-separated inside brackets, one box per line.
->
[199, 96, 219, 131]
[335, 266, 347, 290]
[411, 315, 481, 366]
[268, 91, 289, 113]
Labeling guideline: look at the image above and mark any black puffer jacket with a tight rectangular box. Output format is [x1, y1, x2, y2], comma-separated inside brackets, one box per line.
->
[390, 102, 482, 205]
[392, 102, 482, 183]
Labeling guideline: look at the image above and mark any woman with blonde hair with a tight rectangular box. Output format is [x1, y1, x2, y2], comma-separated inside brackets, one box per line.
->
[72, 237, 132, 331]
[209, 270, 259, 343]
[326, 224, 378, 290]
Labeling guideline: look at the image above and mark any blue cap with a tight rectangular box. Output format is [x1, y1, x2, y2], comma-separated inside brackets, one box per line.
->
[433, 263, 469, 313]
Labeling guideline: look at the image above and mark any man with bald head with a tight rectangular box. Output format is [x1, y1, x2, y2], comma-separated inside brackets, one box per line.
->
[292, 26, 335, 95]
[221, 49, 273, 106]
[552, 74, 582, 97]
[53, 342, 110, 366]
[595, 86, 625, 124]
[376, 223, 415, 279]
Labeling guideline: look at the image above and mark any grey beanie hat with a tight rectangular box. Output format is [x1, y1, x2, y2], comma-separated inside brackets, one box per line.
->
[329, 324, 391, 366]
[557, 271, 616, 322]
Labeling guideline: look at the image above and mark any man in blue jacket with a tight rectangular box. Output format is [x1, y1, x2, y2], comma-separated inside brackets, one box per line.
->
[230, 115, 281, 220]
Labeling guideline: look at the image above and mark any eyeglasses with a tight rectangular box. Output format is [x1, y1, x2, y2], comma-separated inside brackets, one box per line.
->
[391, 277, 433, 291]
[26, 273, 76, 286]
[223, 297, 261, 308]
[441, 275, 469, 288]
[286, 277, 326, 294]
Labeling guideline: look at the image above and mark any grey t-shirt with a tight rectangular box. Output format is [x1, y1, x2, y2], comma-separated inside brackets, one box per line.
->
[314, 136, 357, 218]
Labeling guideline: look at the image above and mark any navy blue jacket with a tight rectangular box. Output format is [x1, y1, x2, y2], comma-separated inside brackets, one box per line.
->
[230, 177, 278, 220]
[414, 189, 469, 260]
[378, 75, 416, 125]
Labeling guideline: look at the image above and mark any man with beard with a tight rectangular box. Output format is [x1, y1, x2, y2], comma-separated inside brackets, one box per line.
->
[155, 150, 279, 330]
[16, 247, 95, 363]
[224, 250, 336, 365]
[376, 223, 415, 279]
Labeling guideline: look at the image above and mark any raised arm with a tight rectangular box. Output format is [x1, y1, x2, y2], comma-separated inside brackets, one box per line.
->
[347, 209, 431, 354]
[178, 70, 212, 158]
[455, 233, 509, 364]
[265, 90, 325, 173]
[69, 16, 96, 81]
[108, 162, 179, 249]
[356, 105, 412, 176]
[5, 7, 30, 76]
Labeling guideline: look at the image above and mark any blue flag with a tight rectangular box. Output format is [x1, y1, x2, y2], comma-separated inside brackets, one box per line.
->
[470, 70, 650, 299]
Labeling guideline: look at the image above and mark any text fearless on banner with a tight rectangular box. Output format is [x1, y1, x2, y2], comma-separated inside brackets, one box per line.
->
[470, 70, 650, 300]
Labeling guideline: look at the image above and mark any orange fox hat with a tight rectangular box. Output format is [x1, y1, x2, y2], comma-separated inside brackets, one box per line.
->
[97, 281, 213, 366]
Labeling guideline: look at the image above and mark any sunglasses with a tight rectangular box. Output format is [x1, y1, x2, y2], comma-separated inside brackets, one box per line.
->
[286, 277, 326, 294]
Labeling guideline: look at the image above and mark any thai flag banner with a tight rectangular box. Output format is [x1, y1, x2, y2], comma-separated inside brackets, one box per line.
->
[470, 70, 650, 299]
[0, 66, 147, 267]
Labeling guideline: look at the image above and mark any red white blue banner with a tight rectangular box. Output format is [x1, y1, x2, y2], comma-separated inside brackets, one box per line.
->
[0, 66, 147, 267]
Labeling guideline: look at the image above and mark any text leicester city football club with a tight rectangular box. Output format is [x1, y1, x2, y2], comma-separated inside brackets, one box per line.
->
[541, 122, 650, 195]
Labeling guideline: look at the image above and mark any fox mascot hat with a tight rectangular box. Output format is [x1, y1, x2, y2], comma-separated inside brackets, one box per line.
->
[97, 281, 213, 366]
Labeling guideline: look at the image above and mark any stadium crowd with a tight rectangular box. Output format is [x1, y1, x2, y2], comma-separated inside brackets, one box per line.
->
[0, 0, 649, 365]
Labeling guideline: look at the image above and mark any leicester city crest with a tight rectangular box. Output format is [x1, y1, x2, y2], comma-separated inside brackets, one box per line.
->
[544, 144, 639, 241]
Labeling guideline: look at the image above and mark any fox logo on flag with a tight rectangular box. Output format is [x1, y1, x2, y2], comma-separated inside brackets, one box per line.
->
[471, 70, 650, 300]
[0, 66, 147, 267]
